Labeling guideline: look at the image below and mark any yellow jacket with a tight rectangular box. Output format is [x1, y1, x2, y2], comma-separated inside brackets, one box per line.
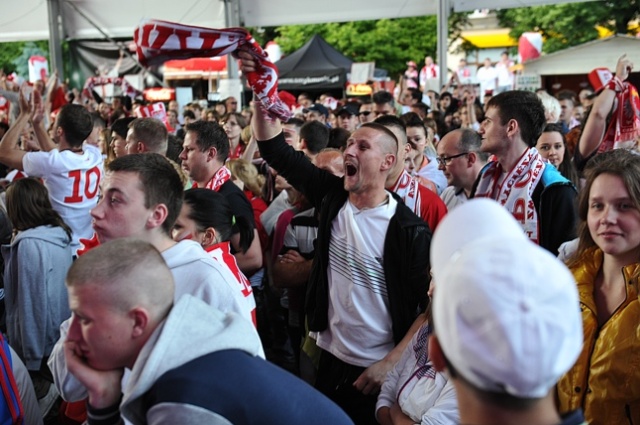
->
[557, 248, 640, 425]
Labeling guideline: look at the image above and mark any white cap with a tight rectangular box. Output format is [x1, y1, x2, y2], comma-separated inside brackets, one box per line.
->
[430, 199, 583, 398]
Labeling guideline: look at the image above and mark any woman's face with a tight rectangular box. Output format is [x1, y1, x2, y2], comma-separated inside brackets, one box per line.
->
[223, 115, 242, 141]
[587, 173, 640, 263]
[404, 147, 421, 175]
[406, 126, 427, 156]
[172, 204, 202, 243]
[536, 131, 565, 167]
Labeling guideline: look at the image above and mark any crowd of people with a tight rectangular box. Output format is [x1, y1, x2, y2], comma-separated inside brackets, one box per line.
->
[0, 45, 635, 425]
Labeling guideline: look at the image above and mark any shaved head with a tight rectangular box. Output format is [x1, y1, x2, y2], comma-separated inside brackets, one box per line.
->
[67, 238, 174, 318]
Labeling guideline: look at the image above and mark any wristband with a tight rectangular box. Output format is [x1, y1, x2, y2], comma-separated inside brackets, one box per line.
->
[606, 76, 624, 93]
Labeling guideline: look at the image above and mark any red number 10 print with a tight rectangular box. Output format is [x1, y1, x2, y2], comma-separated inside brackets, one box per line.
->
[64, 167, 101, 203]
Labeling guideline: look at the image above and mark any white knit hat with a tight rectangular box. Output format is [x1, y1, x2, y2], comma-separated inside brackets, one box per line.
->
[430, 199, 583, 398]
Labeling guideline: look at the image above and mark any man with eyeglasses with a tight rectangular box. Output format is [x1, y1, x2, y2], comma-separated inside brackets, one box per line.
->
[436, 129, 488, 210]
[472, 90, 577, 255]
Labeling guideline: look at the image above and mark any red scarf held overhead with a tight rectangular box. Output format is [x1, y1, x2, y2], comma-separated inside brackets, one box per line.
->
[134, 19, 292, 122]
[83, 77, 140, 99]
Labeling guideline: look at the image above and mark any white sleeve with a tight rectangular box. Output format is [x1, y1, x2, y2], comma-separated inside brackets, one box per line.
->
[375, 334, 416, 417]
[420, 377, 459, 425]
[21, 151, 56, 178]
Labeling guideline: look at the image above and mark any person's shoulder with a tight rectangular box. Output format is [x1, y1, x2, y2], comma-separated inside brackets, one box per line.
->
[148, 349, 353, 424]
[540, 164, 575, 191]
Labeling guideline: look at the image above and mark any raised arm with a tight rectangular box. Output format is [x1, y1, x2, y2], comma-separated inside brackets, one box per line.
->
[578, 54, 634, 158]
[0, 86, 31, 170]
[31, 89, 57, 152]
[236, 50, 282, 141]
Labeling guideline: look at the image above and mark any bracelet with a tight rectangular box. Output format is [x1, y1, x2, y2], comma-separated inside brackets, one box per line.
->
[606, 76, 624, 93]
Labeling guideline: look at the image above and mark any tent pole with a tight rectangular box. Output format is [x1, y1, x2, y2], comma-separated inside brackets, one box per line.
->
[47, 0, 65, 79]
[437, 0, 450, 91]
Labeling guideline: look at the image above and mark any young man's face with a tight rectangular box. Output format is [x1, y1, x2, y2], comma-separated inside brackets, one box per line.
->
[343, 127, 394, 194]
[179, 131, 211, 183]
[91, 171, 155, 243]
[478, 107, 509, 155]
[373, 102, 395, 118]
[67, 284, 134, 371]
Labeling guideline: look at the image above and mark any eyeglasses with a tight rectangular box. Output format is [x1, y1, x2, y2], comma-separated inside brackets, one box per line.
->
[436, 152, 469, 166]
[359, 111, 372, 117]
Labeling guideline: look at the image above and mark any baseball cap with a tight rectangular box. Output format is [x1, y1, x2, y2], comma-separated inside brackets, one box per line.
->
[336, 102, 360, 117]
[303, 103, 329, 117]
[430, 199, 582, 399]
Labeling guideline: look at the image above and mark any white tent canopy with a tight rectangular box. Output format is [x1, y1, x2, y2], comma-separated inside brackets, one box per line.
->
[4, 0, 593, 42]
[3, 0, 593, 86]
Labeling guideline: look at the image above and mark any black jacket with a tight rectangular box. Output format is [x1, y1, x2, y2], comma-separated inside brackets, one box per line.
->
[258, 133, 431, 345]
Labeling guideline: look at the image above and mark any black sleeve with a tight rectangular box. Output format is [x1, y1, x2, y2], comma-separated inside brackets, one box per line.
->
[537, 184, 578, 256]
[257, 133, 342, 210]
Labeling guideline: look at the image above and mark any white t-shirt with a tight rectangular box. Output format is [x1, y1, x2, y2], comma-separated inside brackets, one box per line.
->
[496, 60, 514, 87]
[316, 193, 398, 367]
[477, 65, 498, 102]
[22, 144, 103, 254]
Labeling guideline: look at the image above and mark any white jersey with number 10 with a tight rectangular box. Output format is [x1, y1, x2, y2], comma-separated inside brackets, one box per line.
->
[22, 144, 103, 254]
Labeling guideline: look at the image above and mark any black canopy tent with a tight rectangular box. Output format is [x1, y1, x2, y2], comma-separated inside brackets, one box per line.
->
[275, 34, 353, 93]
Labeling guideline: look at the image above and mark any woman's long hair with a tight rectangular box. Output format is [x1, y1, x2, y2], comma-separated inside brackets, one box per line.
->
[540, 123, 580, 188]
[567, 149, 640, 267]
[5, 178, 72, 239]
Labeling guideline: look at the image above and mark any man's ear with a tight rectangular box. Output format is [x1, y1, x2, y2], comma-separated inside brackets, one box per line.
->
[206, 146, 218, 162]
[129, 307, 149, 338]
[506, 118, 519, 138]
[382, 153, 396, 171]
[147, 204, 169, 230]
[466, 151, 477, 167]
[429, 334, 447, 372]
[137, 141, 146, 153]
[403, 142, 411, 159]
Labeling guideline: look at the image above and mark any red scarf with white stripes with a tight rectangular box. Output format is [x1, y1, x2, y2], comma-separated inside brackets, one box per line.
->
[391, 170, 422, 214]
[83, 77, 139, 99]
[134, 19, 292, 121]
[474, 148, 545, 244]
[194, 166, 232, 192]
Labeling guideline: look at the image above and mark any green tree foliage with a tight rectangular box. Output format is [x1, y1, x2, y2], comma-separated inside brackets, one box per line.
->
[497, 0, 639, 55]
[274, 16, 446, 78]
[0, 41, 48, 77]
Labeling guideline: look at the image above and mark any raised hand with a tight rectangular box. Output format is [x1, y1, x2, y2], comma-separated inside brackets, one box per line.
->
[615, 54, 634, 82]
[31, 89, 45, 124]
[64, 340, 124, 409]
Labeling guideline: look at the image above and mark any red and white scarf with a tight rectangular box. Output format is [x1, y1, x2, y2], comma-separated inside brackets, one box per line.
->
[134, 19, 292, 121]
[598, 80, 640, 153]
[83, 76, 139, 99]
[474, 148, 545, 244]
[391, 170, 422, 214]
[194, 166, 232, 192]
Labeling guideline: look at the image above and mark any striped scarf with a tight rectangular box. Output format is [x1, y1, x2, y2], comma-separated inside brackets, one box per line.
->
[134, 19, 292, 121]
